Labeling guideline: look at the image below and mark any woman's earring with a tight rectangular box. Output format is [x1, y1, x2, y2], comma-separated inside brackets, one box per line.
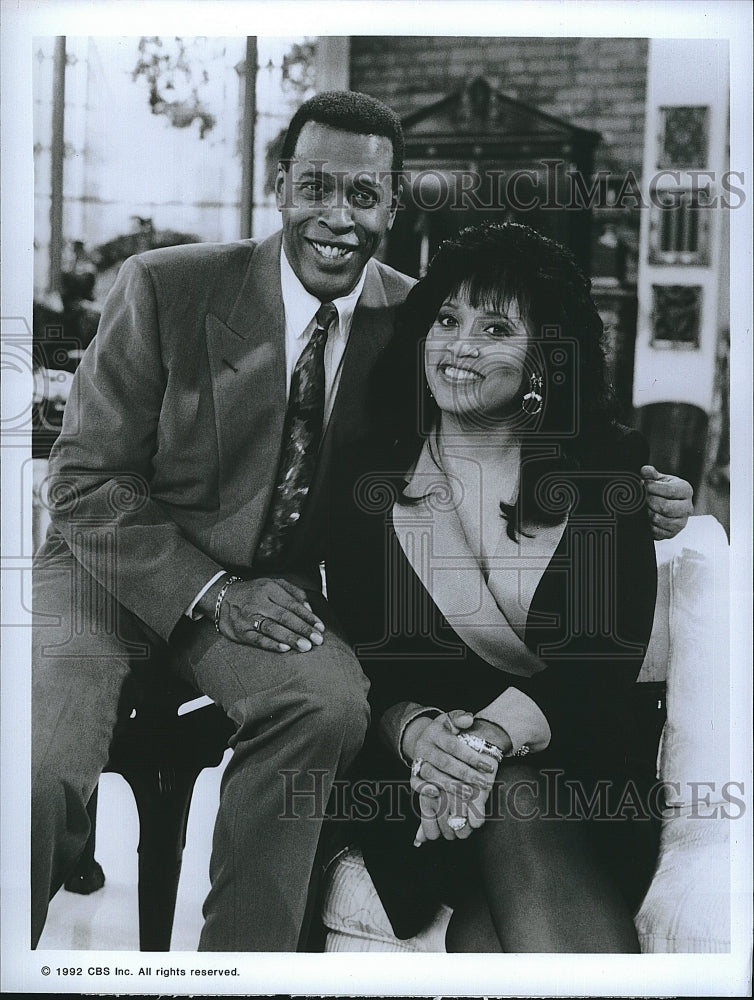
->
[521, 373, 543, 415]
[425, 379, 434, 400]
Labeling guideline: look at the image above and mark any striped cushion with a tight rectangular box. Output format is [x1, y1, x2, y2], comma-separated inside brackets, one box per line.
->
[321, 847, 451, 952]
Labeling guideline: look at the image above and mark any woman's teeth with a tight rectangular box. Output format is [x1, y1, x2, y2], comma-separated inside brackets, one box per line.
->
[442, 365, 482, 382]
[312, 241, 355, 260]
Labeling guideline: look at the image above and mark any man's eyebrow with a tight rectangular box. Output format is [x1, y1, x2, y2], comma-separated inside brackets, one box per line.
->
[295, 167, 328, 180]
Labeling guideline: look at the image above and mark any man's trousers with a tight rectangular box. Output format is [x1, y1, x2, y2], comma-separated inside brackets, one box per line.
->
[31, 542, 370, 951]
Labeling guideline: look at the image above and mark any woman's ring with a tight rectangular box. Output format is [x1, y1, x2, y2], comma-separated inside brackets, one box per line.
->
[447, 815, 467, 832]
[251, 617, 268, 634]
[411, 757, 425, 780]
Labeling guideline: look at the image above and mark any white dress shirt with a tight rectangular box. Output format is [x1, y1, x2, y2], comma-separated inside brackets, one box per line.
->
[280, 244, 366, 424]
[186, 247, 368, 617]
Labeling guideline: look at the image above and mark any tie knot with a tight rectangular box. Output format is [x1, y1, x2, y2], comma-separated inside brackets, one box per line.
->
[315, 302, 338, 332]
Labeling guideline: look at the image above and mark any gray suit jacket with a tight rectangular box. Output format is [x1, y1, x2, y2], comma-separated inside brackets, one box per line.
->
[43, 232, 414, 641]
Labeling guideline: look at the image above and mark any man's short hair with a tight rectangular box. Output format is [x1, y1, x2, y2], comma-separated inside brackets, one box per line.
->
[280, 90, 405, 184]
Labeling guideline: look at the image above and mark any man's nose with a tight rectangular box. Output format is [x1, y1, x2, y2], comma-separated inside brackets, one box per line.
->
[319, 198, 355, 233]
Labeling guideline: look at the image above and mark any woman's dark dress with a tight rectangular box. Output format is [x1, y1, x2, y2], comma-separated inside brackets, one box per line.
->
[326, 425, 659, 940]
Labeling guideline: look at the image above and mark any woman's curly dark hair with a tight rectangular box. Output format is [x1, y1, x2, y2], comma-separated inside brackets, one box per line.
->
[372, 221, 619, 539]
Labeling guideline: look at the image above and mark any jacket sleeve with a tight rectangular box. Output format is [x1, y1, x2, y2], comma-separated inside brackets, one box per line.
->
[46, 255, 224, 641]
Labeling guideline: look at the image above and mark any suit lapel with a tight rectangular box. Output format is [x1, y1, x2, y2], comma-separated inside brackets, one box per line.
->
[205, 232, 287, 566]
[204, 245, 400, 569]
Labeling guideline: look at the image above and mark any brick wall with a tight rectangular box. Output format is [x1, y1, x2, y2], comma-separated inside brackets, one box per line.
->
[350, 37, 649, 175]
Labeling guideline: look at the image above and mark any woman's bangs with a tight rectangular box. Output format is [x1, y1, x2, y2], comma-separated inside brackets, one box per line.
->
[450, 270, 532, 324]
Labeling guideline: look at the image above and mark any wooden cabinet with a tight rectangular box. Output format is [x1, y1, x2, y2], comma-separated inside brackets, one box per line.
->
[384, 76, 601, 277]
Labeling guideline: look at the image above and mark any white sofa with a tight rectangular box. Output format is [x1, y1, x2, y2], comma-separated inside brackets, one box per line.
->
[321, 515, 732, 953]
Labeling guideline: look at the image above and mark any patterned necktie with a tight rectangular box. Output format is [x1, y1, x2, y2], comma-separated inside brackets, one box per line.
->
[255, 301, 338, 566]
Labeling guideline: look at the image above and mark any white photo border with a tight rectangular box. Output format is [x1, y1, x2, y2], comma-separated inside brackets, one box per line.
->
[1, 1, 751, 996]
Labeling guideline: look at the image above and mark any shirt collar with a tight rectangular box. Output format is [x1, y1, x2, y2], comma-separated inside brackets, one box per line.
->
[280, 245, 368, 340]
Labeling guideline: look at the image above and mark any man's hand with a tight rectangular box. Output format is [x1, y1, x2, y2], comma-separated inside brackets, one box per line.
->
[641, 466, 694, 540]
[202, 577, 325, 652]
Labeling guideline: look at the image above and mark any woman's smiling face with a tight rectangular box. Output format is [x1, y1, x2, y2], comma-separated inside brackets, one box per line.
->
[425, 291, 531, 421]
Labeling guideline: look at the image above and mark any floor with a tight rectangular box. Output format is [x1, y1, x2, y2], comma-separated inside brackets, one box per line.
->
[37, 751, 231, 951]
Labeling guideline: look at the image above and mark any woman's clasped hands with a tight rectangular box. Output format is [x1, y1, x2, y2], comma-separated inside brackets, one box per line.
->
[403, 709, 507, 846]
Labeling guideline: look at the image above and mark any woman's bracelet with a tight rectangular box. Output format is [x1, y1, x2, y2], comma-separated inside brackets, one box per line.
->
[456, 731, 505, 763]
[214, 575, 243, 634]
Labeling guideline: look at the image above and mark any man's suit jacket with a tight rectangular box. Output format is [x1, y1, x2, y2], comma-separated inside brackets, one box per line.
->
[42, 231, 414, 643]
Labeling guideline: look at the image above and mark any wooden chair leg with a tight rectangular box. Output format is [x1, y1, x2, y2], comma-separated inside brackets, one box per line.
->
[64, 785, 106, 895]
[119, 764, 202, 951]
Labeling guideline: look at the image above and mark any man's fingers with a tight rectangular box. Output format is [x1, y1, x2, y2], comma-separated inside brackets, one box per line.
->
[223, 577, 325, 649]
[218, 618, 290, 653]
[649, 511, 684, 535]
[267, 605, 324, 645]
[225, 602, 320, 652]
[269, 588, 324, 630]
[647, 493, 693, 517]
[273, 578, 312, 604]
[642, 467, 693, 499]
[244, 615, 321, 652]
[646, 480, 694, 503]
[650, 524, 677, 541]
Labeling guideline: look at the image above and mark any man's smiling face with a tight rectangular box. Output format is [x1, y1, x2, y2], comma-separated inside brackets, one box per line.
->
[275, 122, 397, 301]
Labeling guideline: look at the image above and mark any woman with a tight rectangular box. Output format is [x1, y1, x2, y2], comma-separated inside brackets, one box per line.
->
[331, 222, 659, 953]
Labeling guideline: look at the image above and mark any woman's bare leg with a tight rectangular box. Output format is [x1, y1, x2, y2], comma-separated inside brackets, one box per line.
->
[445, 763, 640, 953]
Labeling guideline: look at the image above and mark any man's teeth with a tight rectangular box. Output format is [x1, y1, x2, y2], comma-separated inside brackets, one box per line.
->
[312, 241, 355, 260]
[443, 365, 482, 381]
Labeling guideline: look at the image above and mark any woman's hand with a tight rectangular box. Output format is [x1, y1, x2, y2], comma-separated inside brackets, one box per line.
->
[405, 710, 499, 843]
[415, 777, 492, 845]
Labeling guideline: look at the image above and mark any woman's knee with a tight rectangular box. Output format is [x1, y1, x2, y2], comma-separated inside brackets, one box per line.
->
[489, 762, 550, 822]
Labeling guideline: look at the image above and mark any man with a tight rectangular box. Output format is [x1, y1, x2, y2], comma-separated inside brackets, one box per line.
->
[32, 90, 692, 952]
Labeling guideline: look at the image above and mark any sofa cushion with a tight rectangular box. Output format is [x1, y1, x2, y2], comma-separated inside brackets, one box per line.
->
[634, 810, 731, 952]
[659, 517, 730, 804]
[322, 847, 450, 953]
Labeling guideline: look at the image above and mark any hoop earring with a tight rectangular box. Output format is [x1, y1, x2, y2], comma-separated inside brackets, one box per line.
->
[521, 373, 543, 415]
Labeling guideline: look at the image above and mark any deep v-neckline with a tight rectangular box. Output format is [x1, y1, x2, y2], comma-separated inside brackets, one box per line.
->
[393, 438, 555, 676]
[402, 433, 568, 642]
